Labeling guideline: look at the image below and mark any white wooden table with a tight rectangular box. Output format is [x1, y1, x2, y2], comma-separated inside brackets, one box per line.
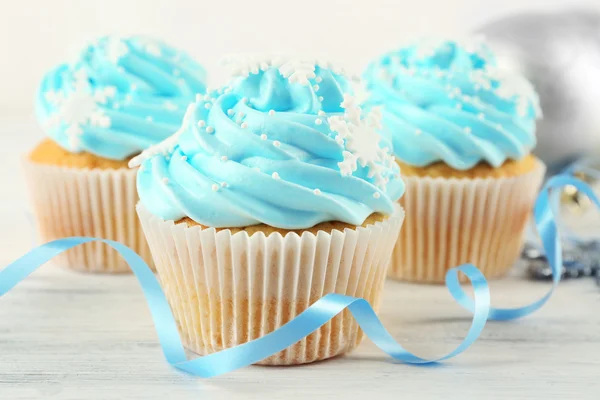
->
[1, 118, 599, 400]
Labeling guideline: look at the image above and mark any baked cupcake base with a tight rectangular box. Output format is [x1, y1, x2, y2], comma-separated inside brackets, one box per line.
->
[390, 155, 546, 283]
[137, 203, 404, 365]
[23, 139, 153, 273]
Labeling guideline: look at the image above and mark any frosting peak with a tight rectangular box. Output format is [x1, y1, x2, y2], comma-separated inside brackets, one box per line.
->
[36, 35, 207, 160]
[364, 37, 541, 170]
[133, 58, 404, 229]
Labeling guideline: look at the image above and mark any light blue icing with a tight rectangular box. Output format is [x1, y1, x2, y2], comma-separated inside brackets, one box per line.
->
[135, 61, 404, 229]
[363, 38, 541, 170]
[36, 36, 207, 160]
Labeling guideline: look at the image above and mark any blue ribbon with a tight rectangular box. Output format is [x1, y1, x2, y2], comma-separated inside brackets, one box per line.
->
[0, 175, 598, 376]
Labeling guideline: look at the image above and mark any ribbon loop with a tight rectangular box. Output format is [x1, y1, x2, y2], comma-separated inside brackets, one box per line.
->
[1, 174, 599, 376]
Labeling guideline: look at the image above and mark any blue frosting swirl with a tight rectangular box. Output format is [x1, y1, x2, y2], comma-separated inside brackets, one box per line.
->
[36, 36, 207, 160]
[133, 60, 404, 229]
[363, 38, 541, 170]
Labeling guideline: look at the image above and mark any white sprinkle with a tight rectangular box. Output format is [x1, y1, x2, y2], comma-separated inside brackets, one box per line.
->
[260, 134, 267, 140]
[181, 155, 188, 161]
[273, 140, 281, 147]
[173, 69, 181, 76]
[221, 182, 228, 188]
[318, 110, 326, 116]
[241, 122, 248, 129]
[220, 155, 228, 162]
[241, 97, 248, 104]
[212, 184, 219, 192]
[313, 188, 322, 195]
[318, 96, 324, 101]
[195, 93, 202, 102]
[269, 110, 275, 116]
[113, 103, 120, 109]
[272, 172, 280, 180]
[162, 177, 169, 184]
[236, 118, 243, 124]
[130, 83, 137, 90]
[146, 116, 153, 122]
[204, 103, 211, 109]
[254, 167, 261, 172]
[478, 113, 485, 120]
[204, 94, 211, 101]
[455, 103, 462, 110]
[373, 192, 381, 199]
[415, 129, 422, 136]
[463, 127, 472, 134]
[313, 84, 320, 91]
[197, 120, 206, 128]
[453, 88, 462, 95]
[238, 111, 245, 117]
[206, 126, 214, 134]
[315, 118, 322, 125]
[315, 77, 322, 83]
[227, 109, 235, 116]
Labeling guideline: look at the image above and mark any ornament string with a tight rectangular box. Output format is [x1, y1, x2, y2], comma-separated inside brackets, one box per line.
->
[0, 175, 598, 376]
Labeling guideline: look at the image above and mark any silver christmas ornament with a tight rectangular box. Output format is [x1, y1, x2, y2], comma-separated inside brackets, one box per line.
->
[477, 9, 600, 170]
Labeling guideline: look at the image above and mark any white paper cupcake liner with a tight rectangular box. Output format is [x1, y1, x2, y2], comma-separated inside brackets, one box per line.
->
[22, 159, 153, 273]
[390, 160, 546, 283]
[137, 203, 404, 365]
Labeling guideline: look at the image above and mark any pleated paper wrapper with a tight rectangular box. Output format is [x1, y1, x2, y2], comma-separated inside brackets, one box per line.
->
[137, 203, 404, 365]
[390, 161, 546, 283]
[22, 160, 153, 273]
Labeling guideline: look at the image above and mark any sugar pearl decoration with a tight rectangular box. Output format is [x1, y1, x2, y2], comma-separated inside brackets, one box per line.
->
[318, 110, 326, 116]
[260, 134, 267, 140]
[313, 189, 322, 195]
[206, 126, 214, 134]
[273, 140, 281, 147]
[315, 118, 322, 125]
[373, 192, 381, 199]
[313, 84, 320, 91]
[162, 177, 169, 184]
[241, 122, 248, 129]
[272, 172, 280, 180]
[221, 182, 228, 188]
[478, 113, 485, 120]
[181, 155, 188, 161]
[227, 109, 235, 116]
[315, 77, 322, 83]
[415, 129, 422, 136]
[269, 110, 275, 116]
[220, 156, 228, 161]
[463, 126, 472, 134]
[212, 184, 219, 192]
[197, 120, 206, 128]
[318, 96, 324, 101]
[204, 103, 212, 109]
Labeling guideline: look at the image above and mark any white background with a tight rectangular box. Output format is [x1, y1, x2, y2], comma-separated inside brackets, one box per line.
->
[1, 0, 599, 118]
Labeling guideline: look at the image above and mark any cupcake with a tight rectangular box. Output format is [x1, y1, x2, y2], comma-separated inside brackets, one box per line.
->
[24, 36, 207, 273]
[363, 37, 546, 283]
[132, 58, 405, 365]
